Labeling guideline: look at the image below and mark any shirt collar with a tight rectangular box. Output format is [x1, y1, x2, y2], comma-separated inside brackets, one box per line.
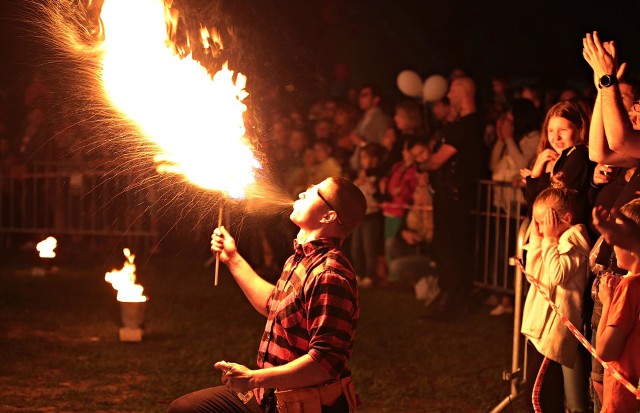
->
[293, 238, 343, 256]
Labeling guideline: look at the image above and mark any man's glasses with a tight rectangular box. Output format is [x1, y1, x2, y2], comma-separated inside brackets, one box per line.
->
[633, 100, 640, 113]
[316, 189, 343, 225]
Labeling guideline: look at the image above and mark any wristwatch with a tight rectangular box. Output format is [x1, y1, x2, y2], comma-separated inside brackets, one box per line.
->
[598, 74, 617, 89]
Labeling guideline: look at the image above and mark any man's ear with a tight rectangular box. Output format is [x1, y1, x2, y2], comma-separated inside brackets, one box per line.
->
[320, 210, 339, 224]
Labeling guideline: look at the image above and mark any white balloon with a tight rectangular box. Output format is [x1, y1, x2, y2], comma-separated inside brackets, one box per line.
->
[422, 75, 448, 102]
[396, 70, 423, 98]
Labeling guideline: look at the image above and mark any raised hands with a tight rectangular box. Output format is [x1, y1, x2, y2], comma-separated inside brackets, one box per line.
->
[582, 31, 627, 87]
[592, 205, 640, 254]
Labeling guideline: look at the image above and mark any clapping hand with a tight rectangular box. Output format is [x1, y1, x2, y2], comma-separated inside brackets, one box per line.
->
[582, 31, 626, 86]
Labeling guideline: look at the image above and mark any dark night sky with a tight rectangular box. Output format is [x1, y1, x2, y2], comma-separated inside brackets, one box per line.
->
[2, 0, 640, 109]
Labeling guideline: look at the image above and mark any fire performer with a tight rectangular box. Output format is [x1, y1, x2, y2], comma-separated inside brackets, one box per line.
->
[168, 177, 366, 413]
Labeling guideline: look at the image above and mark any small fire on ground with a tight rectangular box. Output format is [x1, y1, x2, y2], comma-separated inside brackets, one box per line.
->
[36, 236, 57, 258]
[105, 248, 147, 303]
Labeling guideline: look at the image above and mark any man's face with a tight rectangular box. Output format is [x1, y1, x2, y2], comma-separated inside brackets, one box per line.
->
[447, 81, 462, 109]
[290, 181, 332, 228]
[358, 87, 375, 111]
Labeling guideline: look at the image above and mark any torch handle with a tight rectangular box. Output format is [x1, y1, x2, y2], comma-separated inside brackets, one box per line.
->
[215, 204, 223, 286]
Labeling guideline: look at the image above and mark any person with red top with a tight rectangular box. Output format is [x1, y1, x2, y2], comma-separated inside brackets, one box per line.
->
[168, 177, 366, 413]
[592, 201, 640, 413]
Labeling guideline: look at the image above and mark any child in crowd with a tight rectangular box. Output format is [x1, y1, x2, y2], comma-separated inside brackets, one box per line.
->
[521, 179, 591, 412]
[351, 142, 387, 287]
[378, 137, 424, 281]
[592, 201, 640, 413]
[522, 100, 595, 225]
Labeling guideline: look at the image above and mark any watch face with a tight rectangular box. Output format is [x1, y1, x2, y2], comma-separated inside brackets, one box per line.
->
[601, 75, 612, 87]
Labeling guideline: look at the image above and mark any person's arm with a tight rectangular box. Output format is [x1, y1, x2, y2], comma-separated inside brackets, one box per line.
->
[218, 271, 357, 392]
[583, 32, 640, 156]
[212, 226, 274, 316]
[216, 355, 333, 393]
[596, 273, 626, 361]
[421, 143, 457, 171]
[589, 93, 638, 167]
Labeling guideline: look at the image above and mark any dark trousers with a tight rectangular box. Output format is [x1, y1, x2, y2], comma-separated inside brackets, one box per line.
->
[524, 342, 565, 413]
[168, 386, 349, 413]
[350, 211, 384, 280]
[432, 189, 475, 301]
[168, 387, 262, 413]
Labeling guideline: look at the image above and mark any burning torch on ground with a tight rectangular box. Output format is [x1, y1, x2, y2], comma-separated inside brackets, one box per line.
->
[33, 236, 58, 276]
[105, 248, 148, 342]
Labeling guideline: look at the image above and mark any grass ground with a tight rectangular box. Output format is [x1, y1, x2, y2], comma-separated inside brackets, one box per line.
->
[0, 249, 529, 413]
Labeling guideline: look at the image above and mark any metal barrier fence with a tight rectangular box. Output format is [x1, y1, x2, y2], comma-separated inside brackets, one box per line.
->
[0, 161, 159, 251]
[489, 217, 530, 412]
[473, 179, 528, 294]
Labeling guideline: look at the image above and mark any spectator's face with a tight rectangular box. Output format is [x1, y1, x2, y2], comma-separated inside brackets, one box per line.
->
[547, 116, 578, 154]
[558, 89, 578, 102]
[381, 127, 395, 151]
[447, 81, 463, 109]
[358, 87, 375, 111]
[394, 109, 409, 132]
[324, 101, 337, 119]
[314, 121, 331, 139]
[613, 242, 633, 271]
[410, 143, 429, 163]
[402, 144, 416, 165]
[431, 101, 450, 122]
[271, 122, 287, 144]
[314, 143, 330, 162]
[302, 147, 316, 167]
[334, 108, 347, 126]
[289, 131, 307, 152]
[359, 150, 375, 169]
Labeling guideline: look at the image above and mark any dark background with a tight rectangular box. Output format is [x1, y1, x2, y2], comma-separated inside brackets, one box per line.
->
[2, 0, 640, 117]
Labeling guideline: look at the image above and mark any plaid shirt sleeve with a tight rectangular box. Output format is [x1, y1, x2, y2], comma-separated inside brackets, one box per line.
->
[303, 256, 359, 378]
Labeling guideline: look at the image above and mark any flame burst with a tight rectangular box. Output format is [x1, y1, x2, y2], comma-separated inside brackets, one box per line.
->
[39, 0, 260, 198]
[104, 248, 147, 303]
[98, 0, 259, 197]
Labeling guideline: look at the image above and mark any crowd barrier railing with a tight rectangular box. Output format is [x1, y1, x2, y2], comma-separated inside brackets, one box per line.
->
[473, 179, 527, 294]
[489, 217, 530, 412]
[0, 161, 159, 251]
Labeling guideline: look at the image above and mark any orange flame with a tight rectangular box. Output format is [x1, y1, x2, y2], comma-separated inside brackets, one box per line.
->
[98, 0, 259, 197]
[104, 248, 147, 303]
[36, 237, 57, 258]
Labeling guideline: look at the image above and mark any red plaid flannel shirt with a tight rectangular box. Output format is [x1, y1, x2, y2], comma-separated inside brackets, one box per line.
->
[256, 237, 359, 379]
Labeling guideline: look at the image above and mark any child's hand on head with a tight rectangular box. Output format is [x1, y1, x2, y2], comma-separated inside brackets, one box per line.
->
[543, 207, 563, 239]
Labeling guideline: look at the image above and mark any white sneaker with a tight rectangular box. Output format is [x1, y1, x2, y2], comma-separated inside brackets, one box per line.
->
[490, 304, 514, 316]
